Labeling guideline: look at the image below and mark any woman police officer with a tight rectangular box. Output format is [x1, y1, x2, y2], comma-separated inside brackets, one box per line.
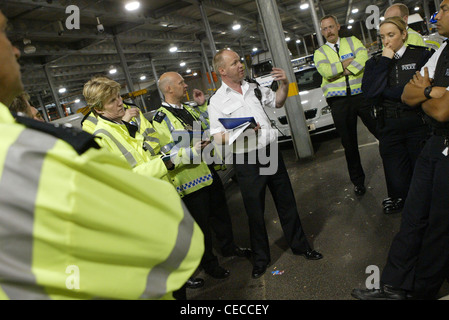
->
[362, 16, 433, 214]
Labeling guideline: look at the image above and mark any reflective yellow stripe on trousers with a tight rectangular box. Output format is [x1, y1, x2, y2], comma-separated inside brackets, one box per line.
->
[0, 129, 56, 299]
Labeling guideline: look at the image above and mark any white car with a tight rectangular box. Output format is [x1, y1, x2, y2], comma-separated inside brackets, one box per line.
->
[254, 62, 335, 142]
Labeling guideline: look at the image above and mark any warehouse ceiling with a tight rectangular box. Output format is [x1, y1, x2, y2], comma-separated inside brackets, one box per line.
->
[0, 0, 430, 114]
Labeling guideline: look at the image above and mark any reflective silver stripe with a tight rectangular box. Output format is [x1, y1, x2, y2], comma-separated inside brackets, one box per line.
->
[354, 47, 366, 55]
[94, 129, 138, 167]
[86, 117, 98, 125]
[331, 62, 339, 75]
[140, 200, 195, 299]
[346, 37, 355, 53]
[315, 59, 329, 68]
[350, 60, 364, 72]
[163, 116, 175, 133]
[349, 78, 362, 86]
[323, 81, 346, 89]
[143, 142, 156, 156]
[0, 129, 56, 300]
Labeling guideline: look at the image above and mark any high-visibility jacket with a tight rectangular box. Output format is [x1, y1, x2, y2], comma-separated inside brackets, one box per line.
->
[0, 103, 203, 300]
[314, 36, 368, 98]
[82, 105, 160, 155]
[190, 102, 227, 171]
[152, 105, 213, 198]
[92, 116, 169, 182]
[406, 27, 425, 47]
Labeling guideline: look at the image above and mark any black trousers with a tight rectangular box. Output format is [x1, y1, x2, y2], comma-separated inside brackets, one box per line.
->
[327, 94, 378, 186]
[234, 147, 311, 268]
[377, 114, 430, 200]
[381, 135, 449, 298]
[182, 166, 235, 270]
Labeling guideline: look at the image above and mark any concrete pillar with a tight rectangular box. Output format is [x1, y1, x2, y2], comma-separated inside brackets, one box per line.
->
[308, 0, 324, 47]
[43, 65, 64, 119]
[200, 38, 217, 89]
[256, 0, 314, 159]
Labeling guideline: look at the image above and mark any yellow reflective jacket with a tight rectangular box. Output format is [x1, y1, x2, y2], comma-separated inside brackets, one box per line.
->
[406, 27, 425, 47]
[82, 105, 160, 155]
[92, 115, 169, 182]
[152, 104, 213, 197]
[0, 103, 203, 300]
[314, 36, 368, 98]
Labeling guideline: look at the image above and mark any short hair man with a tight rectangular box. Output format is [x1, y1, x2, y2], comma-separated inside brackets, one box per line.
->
[9, 92, 44, 121]
[314, 15, 378, 196]
[208, 48, 322, 279]
[384, 3, 426, 47]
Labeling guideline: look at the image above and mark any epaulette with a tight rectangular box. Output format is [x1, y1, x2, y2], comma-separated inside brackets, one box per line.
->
[153, 110, 167, 123]
[15, 114, 100, 155]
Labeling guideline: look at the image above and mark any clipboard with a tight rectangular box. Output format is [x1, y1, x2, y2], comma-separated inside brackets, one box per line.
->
[219, 117, 257, 130]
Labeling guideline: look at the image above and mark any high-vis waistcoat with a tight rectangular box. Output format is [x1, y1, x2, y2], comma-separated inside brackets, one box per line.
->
[190, 102, 227, 172]
[314, 36, 368, 98]
[152, 105, 213, 198]
[0, 103, 204, 300]
[92, 116, 169, 181]
[406, 27, 426, 47]
[82, 105, 161, 155]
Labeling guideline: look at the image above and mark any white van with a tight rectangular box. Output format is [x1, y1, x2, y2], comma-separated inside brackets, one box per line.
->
[251, 53, 335, 141]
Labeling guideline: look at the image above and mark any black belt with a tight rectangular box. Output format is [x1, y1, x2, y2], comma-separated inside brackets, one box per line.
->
[383, 107, 417, 119]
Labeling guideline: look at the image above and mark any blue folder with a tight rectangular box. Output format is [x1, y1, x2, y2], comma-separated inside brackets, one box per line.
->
[219, 117, 257, 129]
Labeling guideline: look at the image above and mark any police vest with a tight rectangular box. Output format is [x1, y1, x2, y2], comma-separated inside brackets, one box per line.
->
[0, 104, 204, 300]
[425, 43, 449, 132]
[152, 105, 213, 198]
[314, 36, 368, 98]
[93, 116, 169, 182]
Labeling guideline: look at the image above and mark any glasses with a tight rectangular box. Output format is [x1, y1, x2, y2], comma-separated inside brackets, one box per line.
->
[430, 11, 438, 24]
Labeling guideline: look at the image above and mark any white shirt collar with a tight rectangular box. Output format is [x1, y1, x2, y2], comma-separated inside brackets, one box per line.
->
[326, 38, 340, 51]
[221, 79, 250, 95]
[395, 45, 407, 59]
[162, 101, 184, 109]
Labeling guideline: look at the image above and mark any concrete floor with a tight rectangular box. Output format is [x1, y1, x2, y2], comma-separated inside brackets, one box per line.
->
[187, 120, 449, 300]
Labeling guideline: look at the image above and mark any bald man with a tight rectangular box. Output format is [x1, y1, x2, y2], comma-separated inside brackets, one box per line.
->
[384, 3, 426, 47]
[152, 72, 251, 282]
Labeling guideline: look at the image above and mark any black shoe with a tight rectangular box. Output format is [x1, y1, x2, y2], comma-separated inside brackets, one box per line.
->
[354, 185, 366, 196]
[204, 266, 230, 279]
[186, 277, 204, 289]
[297, 249, 323, 260]
[222, 246, 252, 258]
[382, 197, 404, 214]
[351, 284, 407, 300]
[252, 265, 267, 279]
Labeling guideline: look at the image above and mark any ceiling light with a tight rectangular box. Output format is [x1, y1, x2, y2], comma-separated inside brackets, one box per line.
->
[414, 6, 420, 11]
[296, 39, 301, 44]
[193, 72, 198, 76]
[125, 1, 140, 11]
[300, 3, 309, 10]
[140, 75, 146, 80]
[352, 8, 359, 14]
[348, 19, 354, 24]
[75, 99, 80, 103]
[180, 62, 186, 67]
[186, 69, 191, 73]
[109, 68, 117, 74]
[380, 17, 385, 21]
[59, 88, 66, 94]
[285, 37, 291, 42]
[252, 47, 258, 52]
[347, 25, 353, 29]
[232, 21, 241, 30]
[169, 44, 178, 53]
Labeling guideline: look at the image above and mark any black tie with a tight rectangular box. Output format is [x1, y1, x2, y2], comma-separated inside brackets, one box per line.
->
[335, 43, 351, 96]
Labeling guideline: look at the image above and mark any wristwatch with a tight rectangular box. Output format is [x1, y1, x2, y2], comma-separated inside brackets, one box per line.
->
[424, 85, 433, 99]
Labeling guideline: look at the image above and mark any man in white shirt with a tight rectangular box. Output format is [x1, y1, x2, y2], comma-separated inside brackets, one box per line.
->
[208, 49, 322, 279]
